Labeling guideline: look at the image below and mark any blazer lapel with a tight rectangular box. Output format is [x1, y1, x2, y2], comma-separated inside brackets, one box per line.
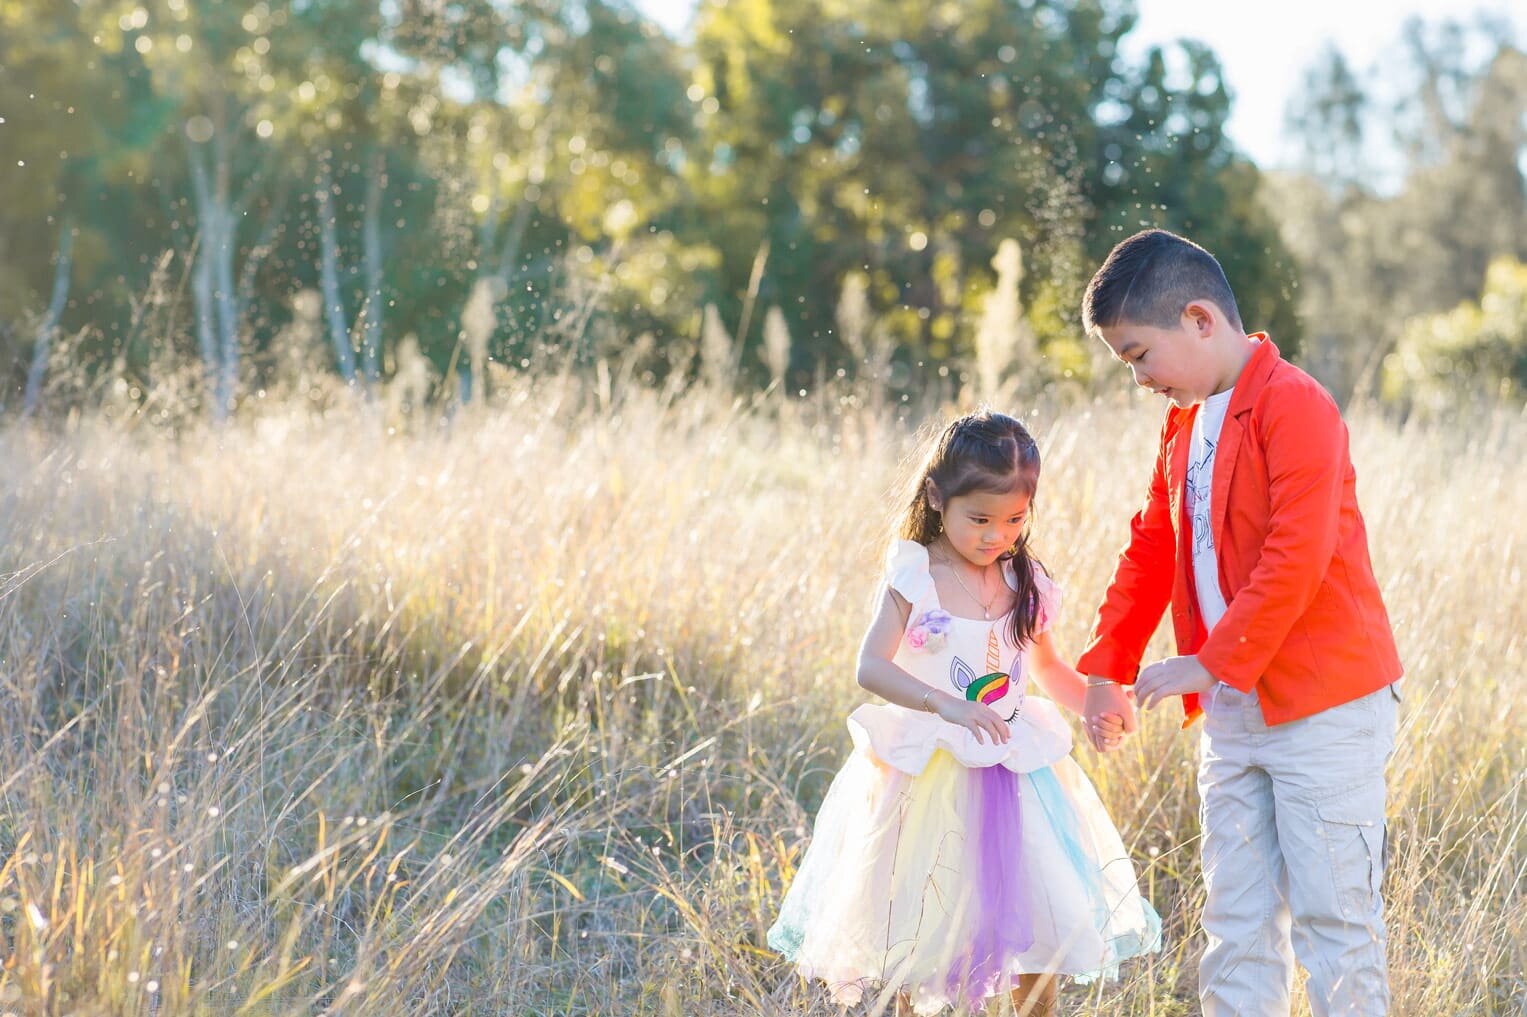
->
[1167, 410, 1198, 633]
[1211, 411, 1244, 556]
[1166, 407, 1195, 537]
[1211, 335, 1279, 555]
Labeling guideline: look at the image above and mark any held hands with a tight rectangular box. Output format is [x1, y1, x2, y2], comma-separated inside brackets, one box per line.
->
[928, 687, 1133, 751]
[931, 694, 1011, 746]
[1080, 656, 1218, 748]
[1082, 678, 1137, 753]
[1135, 654, 1218, 711]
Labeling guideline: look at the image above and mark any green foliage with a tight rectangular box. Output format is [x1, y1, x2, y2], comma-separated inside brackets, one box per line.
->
[0, 0, 1350, 411]
[0, 2, 152, 320]
[1086, 39, 1300, 358]
[1382, 257, 1527, 411]
[682, 0, 1302, 381]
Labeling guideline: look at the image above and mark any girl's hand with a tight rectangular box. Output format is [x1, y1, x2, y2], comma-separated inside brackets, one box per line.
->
[1090, 712, 1127, 752]
[932, 695, 1010, 745]
[1083, 678, 1137, 749]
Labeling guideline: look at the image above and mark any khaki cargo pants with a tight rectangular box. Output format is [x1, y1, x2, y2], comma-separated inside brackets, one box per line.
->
[1197, 681, 1401, 1017]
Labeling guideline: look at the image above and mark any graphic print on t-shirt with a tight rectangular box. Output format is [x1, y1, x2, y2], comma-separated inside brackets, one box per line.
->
[1187, 389, 1234, 633]
[1186, 435, 1216, 556]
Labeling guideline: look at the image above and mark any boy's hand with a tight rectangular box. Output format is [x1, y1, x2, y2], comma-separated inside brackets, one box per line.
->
[932, 695, 1011, 746]
[1083, 678, 1136, 751]
[1136, 654, 1217, 710]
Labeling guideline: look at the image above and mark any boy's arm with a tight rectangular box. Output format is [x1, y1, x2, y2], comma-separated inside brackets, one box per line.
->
[1076, 415, 1178, 684]
[1197, 383, 1347, 692]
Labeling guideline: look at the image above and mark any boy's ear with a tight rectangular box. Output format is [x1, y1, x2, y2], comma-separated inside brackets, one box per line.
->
[1183, 300, 1216, 337]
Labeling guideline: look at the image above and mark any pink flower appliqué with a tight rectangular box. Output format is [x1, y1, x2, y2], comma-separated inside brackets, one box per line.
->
[905, 608, 952, 654]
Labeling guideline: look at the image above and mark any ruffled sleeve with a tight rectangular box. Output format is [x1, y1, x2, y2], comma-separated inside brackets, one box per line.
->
[884, 538, 936, 607]
[1033, 563, 1062, 634]
[1001, 556, 1062, 634]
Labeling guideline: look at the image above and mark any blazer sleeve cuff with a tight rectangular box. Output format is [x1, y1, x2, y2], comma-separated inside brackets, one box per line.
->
[1198, 640, 1261, 693]
[1076, 644, 1141, 685]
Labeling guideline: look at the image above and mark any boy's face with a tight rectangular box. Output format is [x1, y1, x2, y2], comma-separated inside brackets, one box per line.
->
[1096, 310, 1218, 407]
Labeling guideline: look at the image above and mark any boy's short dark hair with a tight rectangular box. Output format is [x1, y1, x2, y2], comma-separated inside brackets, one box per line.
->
[1081, 228, 1244, 335]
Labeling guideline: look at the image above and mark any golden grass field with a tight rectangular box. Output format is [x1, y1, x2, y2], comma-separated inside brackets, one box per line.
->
[0, 376, 1522, 1015]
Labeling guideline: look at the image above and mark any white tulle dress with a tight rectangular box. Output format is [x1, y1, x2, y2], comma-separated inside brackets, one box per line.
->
[767, 539, 1161, 1014]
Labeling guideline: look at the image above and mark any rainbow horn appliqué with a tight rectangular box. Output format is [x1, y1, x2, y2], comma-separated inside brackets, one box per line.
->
[966, 629, 1009, 704]
[965, 670, 1010, 705]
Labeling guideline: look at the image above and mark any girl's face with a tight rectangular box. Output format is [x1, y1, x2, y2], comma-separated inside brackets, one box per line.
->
[928, 482, 1033, 567]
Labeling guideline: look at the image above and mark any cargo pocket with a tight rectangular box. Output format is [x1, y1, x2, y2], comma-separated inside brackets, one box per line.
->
[1314, 782, 1386, 923]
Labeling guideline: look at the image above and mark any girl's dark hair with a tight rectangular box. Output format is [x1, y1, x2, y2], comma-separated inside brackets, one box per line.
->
[899, 409, 1046, 648]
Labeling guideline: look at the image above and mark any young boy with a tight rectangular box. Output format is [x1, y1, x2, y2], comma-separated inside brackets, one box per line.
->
[1074, 229, 1403, 1017]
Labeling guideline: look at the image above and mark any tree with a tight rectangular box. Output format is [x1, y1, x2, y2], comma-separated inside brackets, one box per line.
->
[0, 0, 1335, 412]
[688, 0, 1097, 373]
[1382, 256, 1527, 412]
[683, 0, 1298, 387]
[0, 2, 139, 411]
[494, 0, 698, 374]
[1285, 46, 1369, 191]
[1273, 23, 1526, 401]
[1086, 40, 1302, 357]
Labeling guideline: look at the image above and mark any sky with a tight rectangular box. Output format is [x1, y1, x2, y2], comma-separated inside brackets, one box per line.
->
[631, 0, 1520, 172]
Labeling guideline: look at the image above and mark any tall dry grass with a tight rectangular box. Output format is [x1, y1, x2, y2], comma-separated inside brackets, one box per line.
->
[0, 376, 1521, 1015]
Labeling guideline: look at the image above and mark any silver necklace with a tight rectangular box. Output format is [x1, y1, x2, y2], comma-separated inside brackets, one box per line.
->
[933, 547, 999, 619]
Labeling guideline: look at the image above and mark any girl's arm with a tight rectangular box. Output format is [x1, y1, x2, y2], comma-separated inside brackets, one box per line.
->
[1028, 628, 1088, 715]
[1031, 629, 1133, 741]
[856, 586, 1010, 746]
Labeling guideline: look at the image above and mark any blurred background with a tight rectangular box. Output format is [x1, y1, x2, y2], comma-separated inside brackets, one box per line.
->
[1, 0, 1523, 421]
[2, 5, 1524, 1014]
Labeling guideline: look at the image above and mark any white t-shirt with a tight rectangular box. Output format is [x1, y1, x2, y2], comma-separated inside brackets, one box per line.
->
[1187, 389, 1233, 632]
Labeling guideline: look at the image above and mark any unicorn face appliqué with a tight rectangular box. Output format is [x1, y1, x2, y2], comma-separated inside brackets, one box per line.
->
[949, 629, 1024, 723]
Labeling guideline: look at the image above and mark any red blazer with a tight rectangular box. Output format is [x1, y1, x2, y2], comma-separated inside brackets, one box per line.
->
[1076, 338, 1402, 725]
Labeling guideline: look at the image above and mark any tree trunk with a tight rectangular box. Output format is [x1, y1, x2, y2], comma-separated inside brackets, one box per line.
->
[22, 216, 74, 417]
[235, 181, 290, 335]
[212, 127, 240, 415]
[186, 122, 246, 420]
[212, 221, 238, 412]
[187, 144, 226, 420]
[492, 195, 533, 287]
[361, 149, 385, 386]
[317, 153, 358, 386]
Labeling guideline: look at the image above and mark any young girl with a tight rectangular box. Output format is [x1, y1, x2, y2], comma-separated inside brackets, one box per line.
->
[767, 411, 1161, 1016]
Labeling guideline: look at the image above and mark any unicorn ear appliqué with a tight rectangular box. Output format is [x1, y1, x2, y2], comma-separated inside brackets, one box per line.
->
[950, 657, 975, 692]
